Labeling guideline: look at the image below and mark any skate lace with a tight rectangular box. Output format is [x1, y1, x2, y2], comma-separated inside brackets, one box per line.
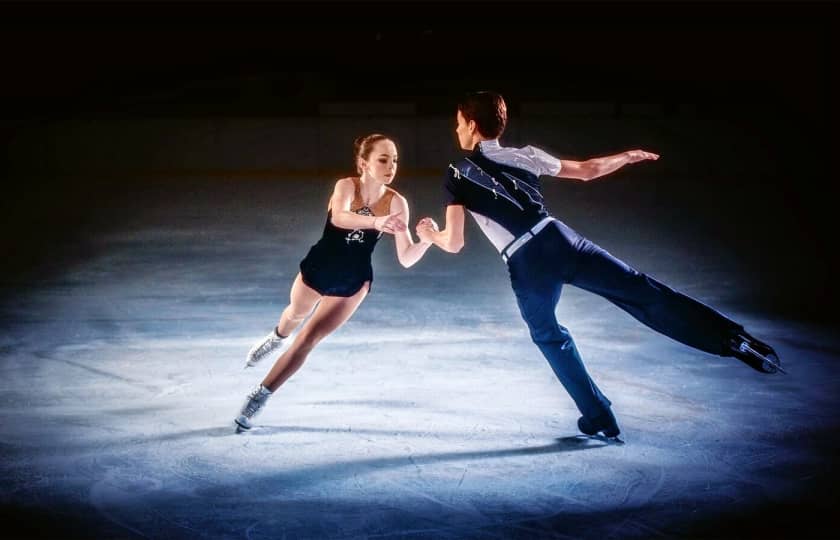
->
[253, 335, 282, 358]
[244, 389, 269, 417]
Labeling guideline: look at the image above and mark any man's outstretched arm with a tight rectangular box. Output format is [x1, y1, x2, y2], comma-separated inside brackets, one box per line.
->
[557, 149, 659, 182]
[417, 205, 466, 253]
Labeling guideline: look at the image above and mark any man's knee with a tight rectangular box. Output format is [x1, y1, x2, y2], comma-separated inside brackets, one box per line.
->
[528, 322, 574, 346]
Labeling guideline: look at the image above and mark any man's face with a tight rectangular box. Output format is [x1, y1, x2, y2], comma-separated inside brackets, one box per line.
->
[455, 110, 475, 150]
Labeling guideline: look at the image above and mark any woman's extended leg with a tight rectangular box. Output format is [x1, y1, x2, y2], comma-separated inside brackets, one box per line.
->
[235, 282, 369, 430]
[262, 283, 369, 390]
[277, 273, 323, 337]
[245, 273, 322, 367]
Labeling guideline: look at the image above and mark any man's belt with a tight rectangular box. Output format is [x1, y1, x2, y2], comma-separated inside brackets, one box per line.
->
[501, 217, 555, 264]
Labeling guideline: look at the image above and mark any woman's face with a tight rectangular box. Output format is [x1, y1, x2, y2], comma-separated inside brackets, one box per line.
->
[361, 139, 398, 184]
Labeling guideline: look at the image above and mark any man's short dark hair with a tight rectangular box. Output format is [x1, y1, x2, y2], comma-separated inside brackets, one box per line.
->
[457, 91, 508, 139]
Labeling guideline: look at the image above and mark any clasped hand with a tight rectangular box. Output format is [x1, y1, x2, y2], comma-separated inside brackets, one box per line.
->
[415, 217, 439, 243]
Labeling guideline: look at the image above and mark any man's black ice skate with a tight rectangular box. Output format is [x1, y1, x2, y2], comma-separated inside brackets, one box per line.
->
[578, 408, 622, 442]
[729, 332, 785, 374]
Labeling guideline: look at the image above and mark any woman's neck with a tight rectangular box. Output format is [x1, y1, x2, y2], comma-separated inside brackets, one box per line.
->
[358, 175, 386, 205]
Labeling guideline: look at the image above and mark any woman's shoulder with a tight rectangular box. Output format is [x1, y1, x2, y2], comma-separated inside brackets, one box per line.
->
[385, 185, 405, 199]
[334, 176, 359, 191]
[385, 187, 408, 208]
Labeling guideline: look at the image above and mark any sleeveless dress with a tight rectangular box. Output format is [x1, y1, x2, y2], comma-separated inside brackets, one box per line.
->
[299, 177, 396, 297]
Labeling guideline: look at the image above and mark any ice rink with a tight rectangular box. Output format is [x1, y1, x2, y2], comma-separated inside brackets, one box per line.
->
[2, 174, 838, 539]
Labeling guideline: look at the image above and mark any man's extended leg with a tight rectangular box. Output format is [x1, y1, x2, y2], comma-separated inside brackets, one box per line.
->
[568, 238, 781, 373]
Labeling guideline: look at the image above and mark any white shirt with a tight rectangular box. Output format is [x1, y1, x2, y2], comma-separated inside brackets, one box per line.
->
[456, 139, 561, 253]
[477, 139, 563, 177]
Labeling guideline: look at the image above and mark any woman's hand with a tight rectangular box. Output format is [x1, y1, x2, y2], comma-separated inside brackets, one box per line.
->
[374, 212, 407, 235]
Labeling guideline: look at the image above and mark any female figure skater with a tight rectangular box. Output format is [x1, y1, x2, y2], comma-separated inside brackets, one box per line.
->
[235, 134, 434, 431]
[416, 91, 782, 441]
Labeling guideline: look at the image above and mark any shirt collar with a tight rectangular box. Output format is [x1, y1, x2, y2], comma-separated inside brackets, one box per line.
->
[477, 139, 501, 152]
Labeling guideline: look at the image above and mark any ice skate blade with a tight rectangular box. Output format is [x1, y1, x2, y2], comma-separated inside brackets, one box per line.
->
[577, 434, 625, 445]
[766, 361, 787, 375]
[739, 341, 786, 375]
[763, 355, 787, 375]
[597, 434, 625, 445]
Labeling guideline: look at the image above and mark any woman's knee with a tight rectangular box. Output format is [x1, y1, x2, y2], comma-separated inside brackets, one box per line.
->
[283, 304, 314, 323]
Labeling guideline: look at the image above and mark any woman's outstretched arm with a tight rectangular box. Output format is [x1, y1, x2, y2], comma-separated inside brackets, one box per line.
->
[391, 194, 434, 268]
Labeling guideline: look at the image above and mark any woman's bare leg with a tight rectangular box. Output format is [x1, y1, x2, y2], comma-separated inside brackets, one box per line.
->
[262, 282, 369, 391]
[276, 273, 323, 337]
[245, 273, 323, 368]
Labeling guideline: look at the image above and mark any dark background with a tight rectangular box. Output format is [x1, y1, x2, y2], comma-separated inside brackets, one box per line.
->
[0, 0, 834, 116]
[1, 0, 838, 321]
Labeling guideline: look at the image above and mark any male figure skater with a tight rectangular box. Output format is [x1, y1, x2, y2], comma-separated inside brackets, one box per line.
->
[416, 91, 783, 440]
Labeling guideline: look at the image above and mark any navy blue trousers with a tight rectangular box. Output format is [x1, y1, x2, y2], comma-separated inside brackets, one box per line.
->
[507, 220, 742, 420]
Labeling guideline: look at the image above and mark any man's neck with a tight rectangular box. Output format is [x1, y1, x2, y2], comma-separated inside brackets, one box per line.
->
[471, 137, 492, 151]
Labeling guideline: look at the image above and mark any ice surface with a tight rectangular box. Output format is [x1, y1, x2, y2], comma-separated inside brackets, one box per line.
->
[2, 177, 838, 539]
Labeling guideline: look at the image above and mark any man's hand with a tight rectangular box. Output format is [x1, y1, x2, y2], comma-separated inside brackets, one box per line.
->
[624, 149, 659, 163]
[417, 217, 439, 231]
[416, 217, 439, 243]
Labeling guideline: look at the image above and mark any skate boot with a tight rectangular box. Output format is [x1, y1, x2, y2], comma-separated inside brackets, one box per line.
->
[234, 384, 272, 432]
[578, 408, 622, 441]
[245, 328, 286, 368]
[729, 331, 785, 374]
